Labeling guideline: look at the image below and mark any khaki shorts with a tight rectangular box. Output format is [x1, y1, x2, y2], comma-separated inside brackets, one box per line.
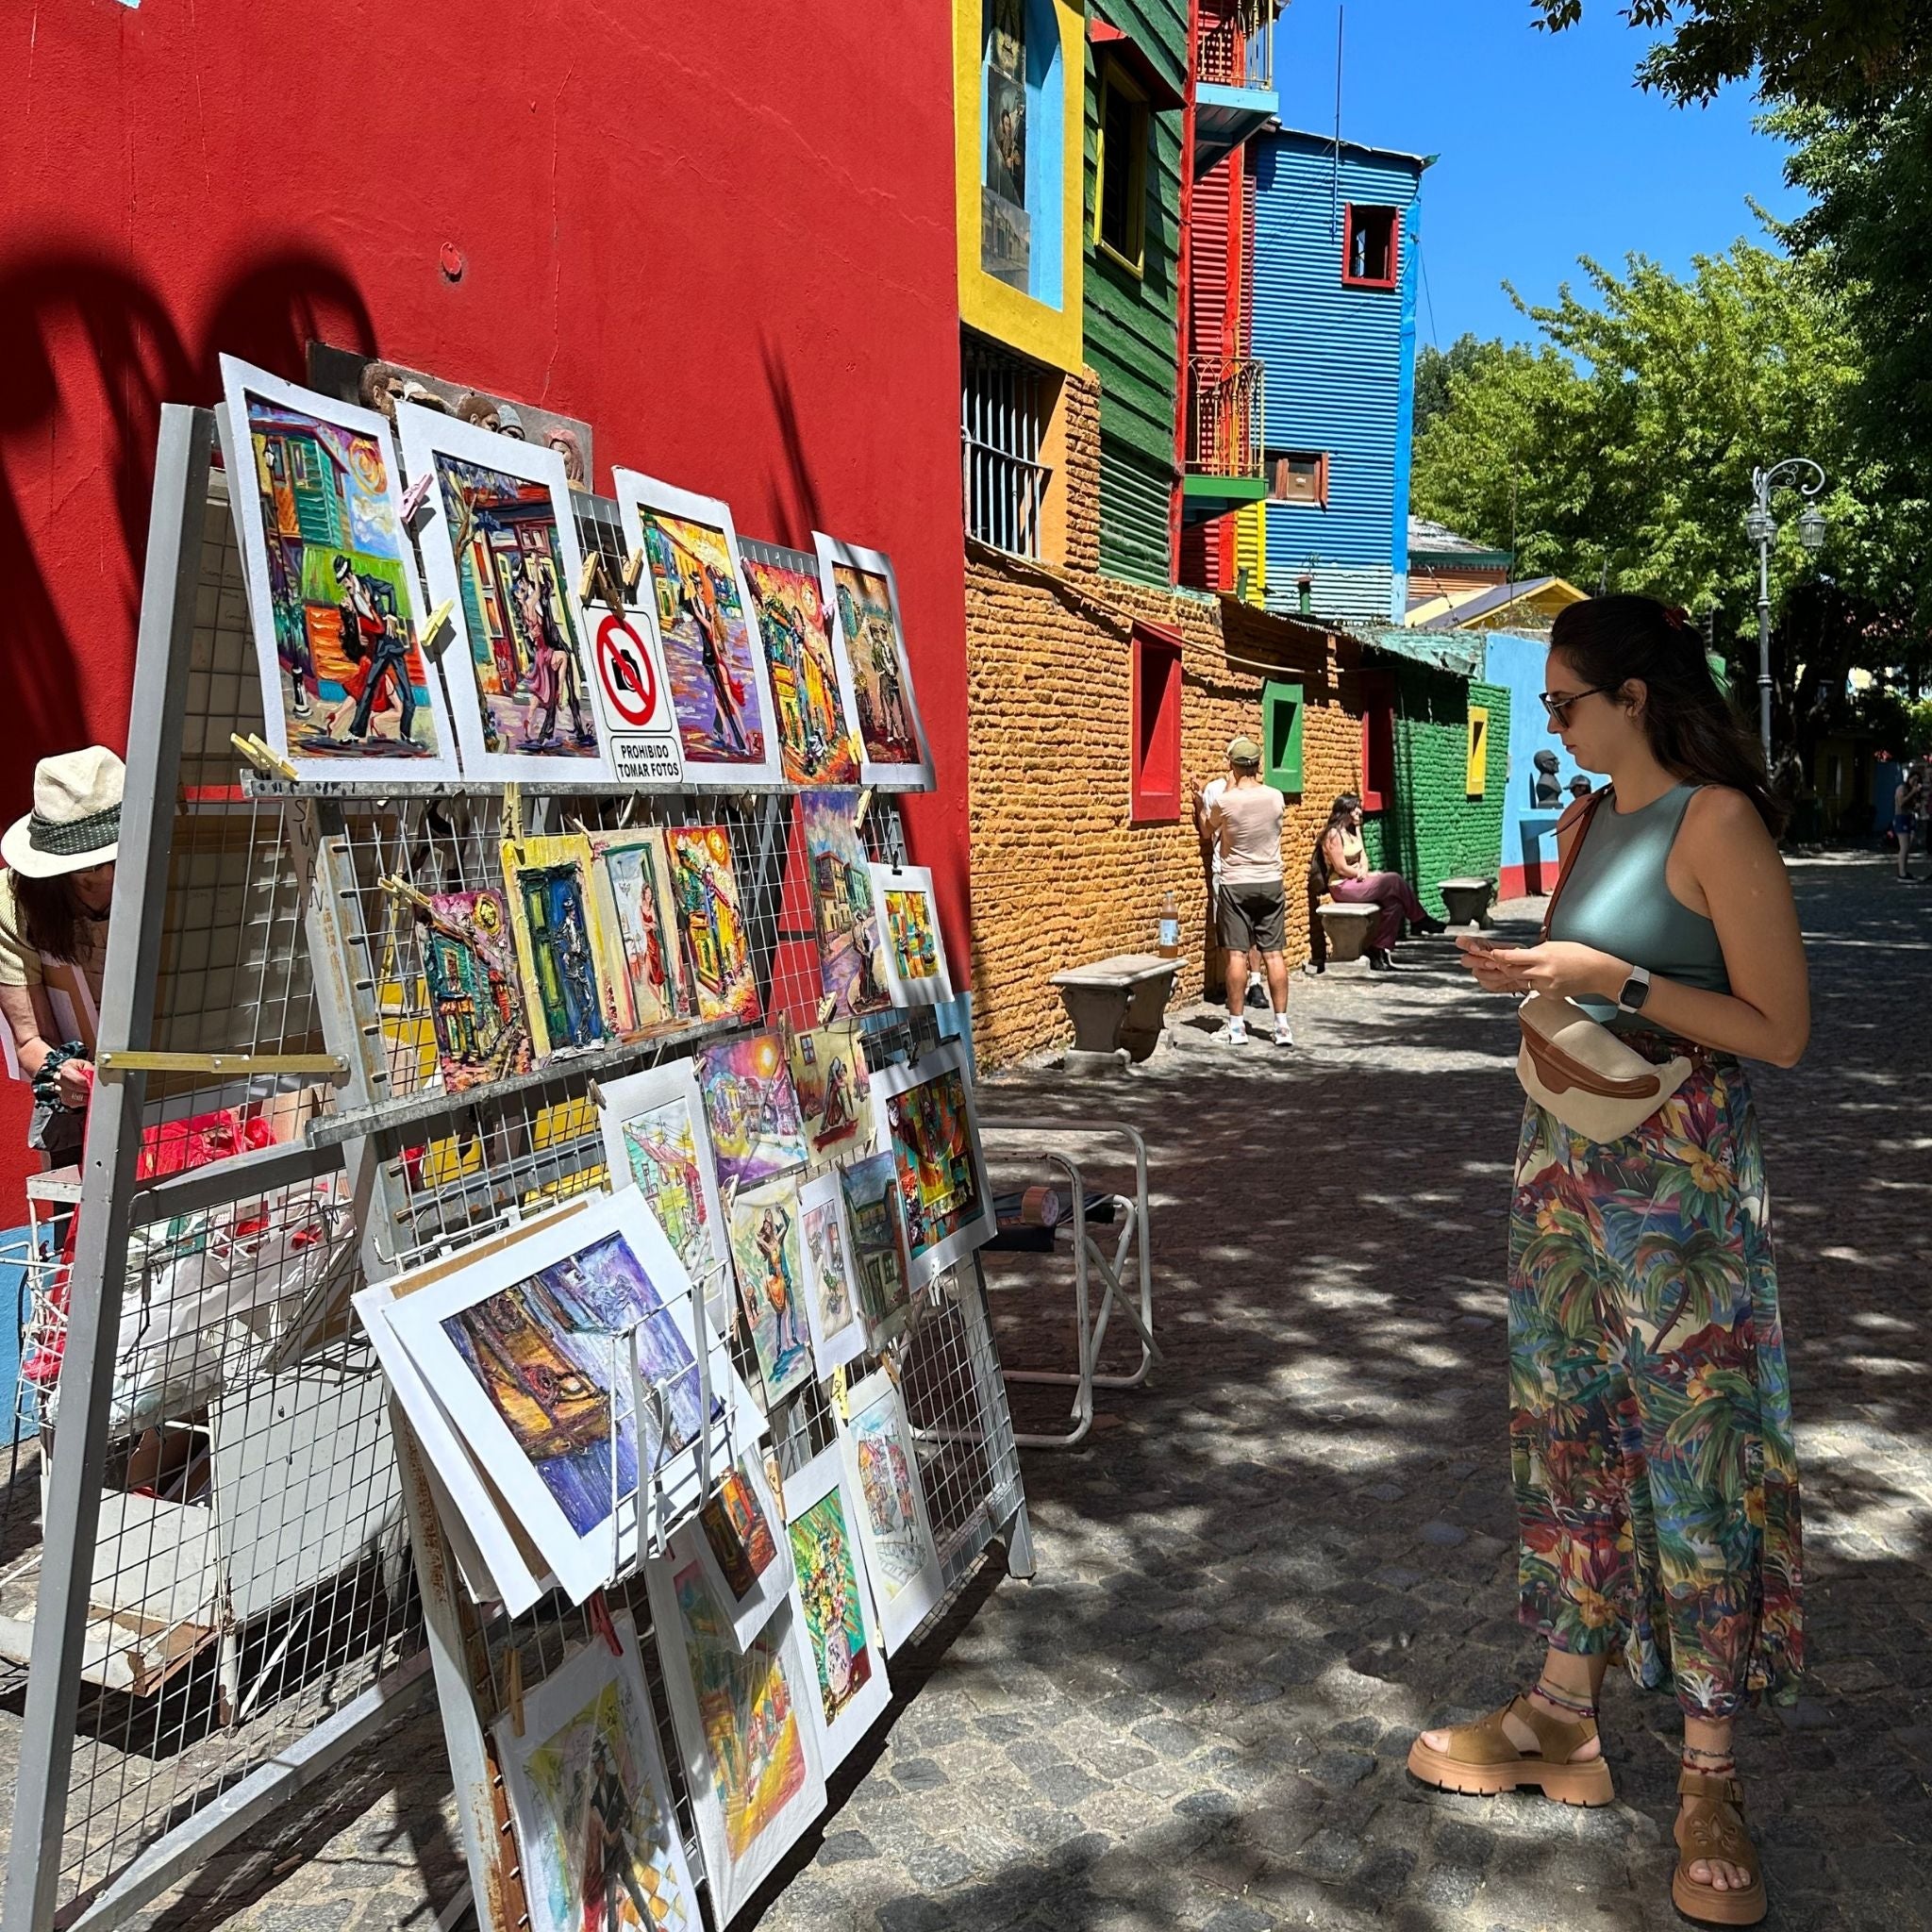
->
[1219, 882, 1285, 954]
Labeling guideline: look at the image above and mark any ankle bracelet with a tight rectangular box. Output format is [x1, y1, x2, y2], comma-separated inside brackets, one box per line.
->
[1531, 1683, 1597, 1720]
[1681, 1749, 1737, 1774]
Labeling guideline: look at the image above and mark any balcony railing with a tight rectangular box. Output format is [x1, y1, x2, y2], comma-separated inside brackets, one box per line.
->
[1187, 355, 1266, 480]
[1197, 0, 1277, 91]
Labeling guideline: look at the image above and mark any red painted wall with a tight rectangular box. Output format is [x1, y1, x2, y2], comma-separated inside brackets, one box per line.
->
[0, 0, 966, 1216]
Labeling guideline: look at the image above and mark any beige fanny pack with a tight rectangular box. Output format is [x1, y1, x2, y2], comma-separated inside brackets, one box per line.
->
[1515, 791, 1693, 1143]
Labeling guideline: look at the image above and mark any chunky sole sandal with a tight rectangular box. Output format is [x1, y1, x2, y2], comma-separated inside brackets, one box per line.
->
[1406, 1694, 1615, 1807]
[1671, 1768, 1767, 1926]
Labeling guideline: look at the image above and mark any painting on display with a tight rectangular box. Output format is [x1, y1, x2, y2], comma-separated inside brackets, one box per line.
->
[587, 830, 691, 1039]
[786, 1021, 874, 1166]
[502, 835, 620, 1059]
[643, 1553, 826, 1924]
[613, 472, 783, 785]
[799, 791, 890, 1019]
[865, 864, 954, 1008]
[663, 824, 761, 1027]
[813, 533, 934, 790]
[696, 1033, 807, 1193]
[785, 1442, 891, 1773]
[872, 1043, 995, 1288]
[671, 1449, 795, 1652]
[383, 1191, 712, 1603]
[597, 1062, 730, 1319]
[397, 403, 617, 783]
[838, 1367, 944, 1654]
[740, 542, 863, 788]
[796, 1172, 868, 1376]
[724, 1177, 816, 1410]
[420, 888, 534, 1091]
[493, 1611, 701, 1932]
[838, 1151, 913, 1341]
[217, 358, 460, 783]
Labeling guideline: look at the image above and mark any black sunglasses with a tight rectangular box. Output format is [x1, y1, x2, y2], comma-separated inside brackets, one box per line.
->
[1539, 685, 1615, 724]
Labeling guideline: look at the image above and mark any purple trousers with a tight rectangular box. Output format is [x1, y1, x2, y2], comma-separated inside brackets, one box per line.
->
[1329, 872, 1426, 950]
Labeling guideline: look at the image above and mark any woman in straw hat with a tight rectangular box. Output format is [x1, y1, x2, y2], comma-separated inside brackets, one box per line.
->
[0, 747, 123, 1161]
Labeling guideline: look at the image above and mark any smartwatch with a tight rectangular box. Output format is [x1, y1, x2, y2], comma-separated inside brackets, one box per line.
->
[1615, 964, 1653, 1014]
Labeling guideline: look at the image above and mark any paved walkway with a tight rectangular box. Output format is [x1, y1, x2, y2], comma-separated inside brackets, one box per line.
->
[13, 855, 1932, 1930]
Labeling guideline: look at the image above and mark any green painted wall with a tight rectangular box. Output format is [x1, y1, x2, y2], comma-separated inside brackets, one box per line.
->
[1083, 0, 1186, 589]
[1362, 673, 1510, 919]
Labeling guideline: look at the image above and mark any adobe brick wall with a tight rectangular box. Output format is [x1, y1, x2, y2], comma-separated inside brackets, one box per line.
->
[965, 371, 1369, 1066]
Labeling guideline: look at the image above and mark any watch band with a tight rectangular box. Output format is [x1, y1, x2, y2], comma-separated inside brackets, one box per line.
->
[1617, 965, 1653, 1014]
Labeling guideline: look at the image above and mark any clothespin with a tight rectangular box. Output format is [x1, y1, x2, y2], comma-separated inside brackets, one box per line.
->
[379, 874, 435, 914]
[577, 551, 603, 607]
[230, 732, 299, 781]
[399, 472, 435, 523]
[415, 599, 455, 657]
[587, 1589, 624, 1657]
[501, 781, 524, 848]
[505, 1645, 525, 1737]
[587, 1076, 607, 1112]
[621, 548, 645, 596]
[855, 786, 875, 832]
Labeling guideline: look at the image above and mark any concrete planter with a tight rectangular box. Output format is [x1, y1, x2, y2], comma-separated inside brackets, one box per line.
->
[1438, 877, 1495, 928]
[1316, 903, 1380, 964]
[1050, 954, 1181, 1069]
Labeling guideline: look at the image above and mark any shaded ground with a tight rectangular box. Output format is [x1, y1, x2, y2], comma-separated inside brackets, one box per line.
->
[7, 854, 1928, 1930]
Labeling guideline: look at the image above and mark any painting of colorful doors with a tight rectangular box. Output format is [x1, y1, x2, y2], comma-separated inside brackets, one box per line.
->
[588, 830, 690, 1038]
[866, 863, 954, 1008]
[725, 1178, 816, 1409]
[813, 534, 933, 790]
[613, 473, 782, 784]
[399, 404, 612, 783]
[787, 1021, 874, 1163]
[663, 825, 761, 1026]
[741, 543, 862, 788]
[696, 1032, 808, 1192]
[218, 358, 459, 783]
[800, 791, 890, 1017]
[422, 888, 534, 1091]
[838, 1150, 913, 1341]
[503, 836, 616, 1058]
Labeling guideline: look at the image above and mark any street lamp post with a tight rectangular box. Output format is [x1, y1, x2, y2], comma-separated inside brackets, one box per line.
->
[1746, 458, 1828, 767]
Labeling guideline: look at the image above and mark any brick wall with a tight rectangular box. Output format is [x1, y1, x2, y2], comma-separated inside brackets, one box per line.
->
[965, 371, 1369, 1065]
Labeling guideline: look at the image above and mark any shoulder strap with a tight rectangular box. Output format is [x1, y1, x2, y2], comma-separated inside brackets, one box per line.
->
[1541, 789, 1607, 941]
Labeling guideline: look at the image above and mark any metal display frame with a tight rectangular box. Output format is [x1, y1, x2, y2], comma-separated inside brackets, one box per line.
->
[3, 405, 1034, 1932]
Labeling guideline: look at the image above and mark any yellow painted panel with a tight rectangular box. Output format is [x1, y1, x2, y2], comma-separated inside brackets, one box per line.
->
[1235, 500, 1267, 605]
[1467, 707, 1490, 797]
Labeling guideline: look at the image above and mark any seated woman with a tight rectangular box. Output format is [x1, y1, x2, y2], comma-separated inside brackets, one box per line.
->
[1316, 793, 1443, 970]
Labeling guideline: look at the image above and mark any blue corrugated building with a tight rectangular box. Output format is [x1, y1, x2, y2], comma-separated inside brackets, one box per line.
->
[1250, 127, 1428, 625]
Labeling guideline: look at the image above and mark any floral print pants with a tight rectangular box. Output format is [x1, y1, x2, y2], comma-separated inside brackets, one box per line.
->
[1509, 1050, 1804, 1719]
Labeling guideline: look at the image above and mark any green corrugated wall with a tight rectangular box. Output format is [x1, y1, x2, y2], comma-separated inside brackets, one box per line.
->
[1084, 0, 1186, 588]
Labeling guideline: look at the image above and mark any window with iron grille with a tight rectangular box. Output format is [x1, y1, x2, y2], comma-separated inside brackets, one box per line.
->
[961, 333, 1056, 559]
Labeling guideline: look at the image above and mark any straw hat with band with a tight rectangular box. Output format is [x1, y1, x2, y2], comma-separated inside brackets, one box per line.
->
[2, 747, 125, 879]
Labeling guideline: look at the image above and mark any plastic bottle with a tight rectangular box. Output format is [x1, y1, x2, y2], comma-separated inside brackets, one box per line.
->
[1158, 890, 1180, 958]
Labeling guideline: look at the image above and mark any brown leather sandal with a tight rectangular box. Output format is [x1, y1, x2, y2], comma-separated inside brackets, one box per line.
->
[1406, 1694, 1614, 1806]
[1672, 1767, 1767, 1926]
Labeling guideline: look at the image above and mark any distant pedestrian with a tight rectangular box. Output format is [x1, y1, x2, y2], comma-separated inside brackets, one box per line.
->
[1892, 762, 1924, 881]
[1192, 771, 1266, 1009]
[1202, 738, 1291, 1046]
[1415, 595, 1810, 1929]
[1318, 794, 1445, 970]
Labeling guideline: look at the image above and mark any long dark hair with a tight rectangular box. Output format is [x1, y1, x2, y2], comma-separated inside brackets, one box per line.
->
[1308, 793, 1362, 890]
[11, 871, 88, 964]
[1548, 595, 1786, 835]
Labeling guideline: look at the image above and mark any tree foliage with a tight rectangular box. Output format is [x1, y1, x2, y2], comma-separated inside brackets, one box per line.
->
[1531, 0, 1930, 111]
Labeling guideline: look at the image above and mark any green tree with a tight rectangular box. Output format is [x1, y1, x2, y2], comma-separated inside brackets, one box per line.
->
[1412, 333, 1491, 440]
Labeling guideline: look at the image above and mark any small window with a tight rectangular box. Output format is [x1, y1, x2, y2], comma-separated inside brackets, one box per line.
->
[1262, 680, 1304, 796]
[1129, 623, 1183, 822]
[1096, 63, 1149, 275]
[1342, 204, 1400, 290]
[962, 332, 1057, 559]
[1360, 673, 1395, 812]
[1267, 450, 1327, 506]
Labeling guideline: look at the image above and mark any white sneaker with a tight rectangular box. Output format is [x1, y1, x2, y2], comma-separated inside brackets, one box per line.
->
[1272, 1017, 1294, 1047]
[1220, 1018, 1248, 1044]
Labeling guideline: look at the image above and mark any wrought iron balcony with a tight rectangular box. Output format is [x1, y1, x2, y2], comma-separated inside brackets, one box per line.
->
[1197, 0, 1276, 91]
[1186, 355, 1266, 484]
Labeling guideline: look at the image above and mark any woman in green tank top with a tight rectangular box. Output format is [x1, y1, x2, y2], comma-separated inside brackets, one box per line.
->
[1406, 597, 1809, 1929]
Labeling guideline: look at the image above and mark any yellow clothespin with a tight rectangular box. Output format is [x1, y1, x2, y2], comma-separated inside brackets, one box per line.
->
[855, 786, 875, 832]
[379, 874, 435, 915]
[501, 781, 524, 849]
[621, 548, 645, 596]
[578, 551, 603, 607]
[416, 599, 455, 655]
[230, 732, 298, 781]
[830, 1363, 854, 1423]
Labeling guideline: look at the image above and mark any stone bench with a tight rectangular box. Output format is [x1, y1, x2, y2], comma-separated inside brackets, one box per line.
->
[1314, 903, 1380, 964]
[1050, 955, 1181, 1073]
[1438, 877, 1495, 927]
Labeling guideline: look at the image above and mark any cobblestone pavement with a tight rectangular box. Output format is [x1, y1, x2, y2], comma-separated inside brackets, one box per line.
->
[8, 854, 1930, 1930]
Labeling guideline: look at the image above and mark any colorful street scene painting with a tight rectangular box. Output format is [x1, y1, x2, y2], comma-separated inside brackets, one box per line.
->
[421, 889, 534, 1091]
[696, 1033, 807, 1192]
[849, 1391, 934, 1599]
[673, 1559, 809, 1861]
[589, 830, 689, 1036]
[508, 1634, 698, 1932]
[830, 562, 921, 773]
[664, 825, 760, 1026]
[638, 509, 769, 767]
[871, 866, 953, 1007]
[790, 1483, 873, 1729]
[742, 554, 860, 788]
[699, 1464, 779, 1601]
[617, 1098, 719, 1288]
[883, 1064, 984, 1261]
[438, 1230, 704, 1539]
[725, 1178, 815, 1407]
[434, 454, 601, 760]
[800, 791, 889, 1016]
[240, 391, 441, 760]
[799, 1178, 864, 1367]
[504, 836, 611, 1058]
[839, 1152, 912, 1334]
[787, 1022, 873, 1162]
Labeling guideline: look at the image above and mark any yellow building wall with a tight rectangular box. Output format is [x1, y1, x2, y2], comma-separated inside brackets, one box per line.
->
[955, 0, 1086, 375]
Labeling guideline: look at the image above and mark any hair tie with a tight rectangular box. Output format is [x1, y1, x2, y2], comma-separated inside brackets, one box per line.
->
[1663, 606, 1689, 630]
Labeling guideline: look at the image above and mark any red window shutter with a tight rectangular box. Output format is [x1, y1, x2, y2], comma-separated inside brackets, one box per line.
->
[1130, 624, 1185, 823]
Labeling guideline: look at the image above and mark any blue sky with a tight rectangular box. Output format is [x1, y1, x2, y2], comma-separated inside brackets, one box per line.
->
[1272, 0, 1808, 349]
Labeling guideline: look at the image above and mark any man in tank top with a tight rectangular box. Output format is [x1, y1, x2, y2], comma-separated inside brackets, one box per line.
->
[1204, 738, 1292, 1046]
